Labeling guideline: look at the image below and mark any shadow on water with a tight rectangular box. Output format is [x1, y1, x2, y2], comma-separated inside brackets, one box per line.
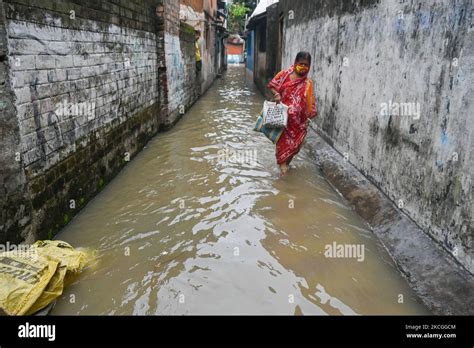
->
[52, 65, 429, 315]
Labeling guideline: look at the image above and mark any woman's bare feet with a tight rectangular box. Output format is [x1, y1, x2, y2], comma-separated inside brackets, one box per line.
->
[280, 163, 290, 176]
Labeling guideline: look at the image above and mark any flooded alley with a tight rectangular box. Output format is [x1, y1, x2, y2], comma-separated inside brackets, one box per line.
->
[51, 66, 428, 315]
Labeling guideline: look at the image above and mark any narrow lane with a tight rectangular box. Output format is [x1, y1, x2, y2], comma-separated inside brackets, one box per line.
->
[52, 66, 428, 315]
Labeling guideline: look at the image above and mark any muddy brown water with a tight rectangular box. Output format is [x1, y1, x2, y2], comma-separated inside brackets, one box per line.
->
[52, 65, 428, 315]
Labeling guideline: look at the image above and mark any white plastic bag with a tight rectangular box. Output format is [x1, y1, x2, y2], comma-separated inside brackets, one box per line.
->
[263, 101, 288, 128]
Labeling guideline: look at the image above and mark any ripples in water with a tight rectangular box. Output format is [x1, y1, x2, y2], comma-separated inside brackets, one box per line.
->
[52, 66, 428, 315]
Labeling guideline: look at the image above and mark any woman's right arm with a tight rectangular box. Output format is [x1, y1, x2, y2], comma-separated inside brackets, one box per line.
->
[268, 70, 286, 103]
[270, 88, 281, 103]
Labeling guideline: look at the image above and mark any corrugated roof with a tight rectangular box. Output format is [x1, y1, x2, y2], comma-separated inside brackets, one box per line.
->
[248, 0, 279, 20]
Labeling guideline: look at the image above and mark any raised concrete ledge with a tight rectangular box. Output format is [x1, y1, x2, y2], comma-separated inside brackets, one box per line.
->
[306, 126, 474, 315]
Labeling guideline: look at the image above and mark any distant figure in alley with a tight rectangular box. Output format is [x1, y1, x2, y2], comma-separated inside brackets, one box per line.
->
[195, 29, 202, 75]
[268, 52, 317, 175]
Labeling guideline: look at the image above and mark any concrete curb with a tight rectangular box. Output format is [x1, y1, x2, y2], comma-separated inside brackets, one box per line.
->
[306, 127, 474, 315]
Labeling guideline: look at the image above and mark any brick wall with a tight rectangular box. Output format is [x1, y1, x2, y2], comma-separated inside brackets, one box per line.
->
[0, 0, 202, 244]
[0, 0, 29, 243]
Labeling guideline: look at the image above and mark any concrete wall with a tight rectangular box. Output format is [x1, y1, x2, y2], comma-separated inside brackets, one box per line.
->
[0, 0, 201, 245]
[280, 0, 473, 272]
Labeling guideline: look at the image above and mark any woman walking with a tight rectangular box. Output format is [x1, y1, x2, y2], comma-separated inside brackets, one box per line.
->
[268, 52, 317, 175]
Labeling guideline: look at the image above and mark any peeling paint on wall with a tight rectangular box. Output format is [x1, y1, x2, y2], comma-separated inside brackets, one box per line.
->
[280, 0, 473, 272]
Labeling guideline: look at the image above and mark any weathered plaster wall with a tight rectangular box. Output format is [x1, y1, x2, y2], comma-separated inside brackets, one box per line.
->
[280, 0, 473, 272]
[200, 0, 218, 93]
[161, 0, 199, 127]
[0, 0, 202, 245]
[197, 16, 217, 93]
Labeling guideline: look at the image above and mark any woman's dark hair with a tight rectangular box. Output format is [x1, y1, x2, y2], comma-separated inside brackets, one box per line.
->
[295, 51, 312, 65]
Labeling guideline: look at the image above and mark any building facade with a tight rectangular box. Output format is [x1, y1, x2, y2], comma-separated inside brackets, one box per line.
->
[245, 0, 281, 99]
[180, 0, 228, 91]
[225, 34, 245, 64]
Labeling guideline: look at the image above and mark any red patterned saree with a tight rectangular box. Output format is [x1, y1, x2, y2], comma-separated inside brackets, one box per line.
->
[267, 66, 317, 165]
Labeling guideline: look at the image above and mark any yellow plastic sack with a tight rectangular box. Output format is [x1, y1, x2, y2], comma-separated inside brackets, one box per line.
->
[0, 251, 59, 316]
[0, 240, 93, 316]
[25, 240, 91, 315]
[32, 240, 90, 274]
[24, 263, 68, 316]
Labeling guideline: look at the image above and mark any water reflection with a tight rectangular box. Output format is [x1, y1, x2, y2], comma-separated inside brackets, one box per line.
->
[52, 65, 428, 315]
